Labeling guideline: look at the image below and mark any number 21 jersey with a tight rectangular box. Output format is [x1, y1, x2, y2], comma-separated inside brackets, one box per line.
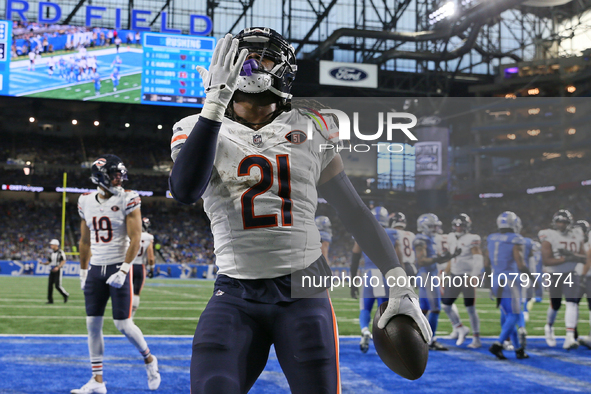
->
[171, 111, 338, 280]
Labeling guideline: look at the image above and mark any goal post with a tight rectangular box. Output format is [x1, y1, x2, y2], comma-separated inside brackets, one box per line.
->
[61, 172, 80, 257]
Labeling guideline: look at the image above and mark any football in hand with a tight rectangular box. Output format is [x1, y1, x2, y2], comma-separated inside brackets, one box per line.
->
[372, 301, 429, 380]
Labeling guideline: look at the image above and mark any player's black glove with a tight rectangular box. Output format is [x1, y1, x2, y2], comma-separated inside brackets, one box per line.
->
[147, 268, 154, 279]
[451, 248, 462, 258]
[350, 285, 359, 299]
[482, 266, 492, 288]
[559, 249, 587, 264]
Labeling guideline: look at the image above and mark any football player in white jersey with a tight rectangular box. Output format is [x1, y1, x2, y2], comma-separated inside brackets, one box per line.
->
[569, 220, 591, 349]
[315, 215, 332, 262]
[539, 209, 585, 349]
[390, 212, 416, 276]
[130, 217, 155, 317]
[442, 214, 483, 348]
[72, 155, 160, 394]
[169, 29, 431, 393]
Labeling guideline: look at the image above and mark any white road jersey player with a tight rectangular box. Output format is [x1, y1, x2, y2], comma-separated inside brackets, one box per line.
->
[132, 232, 155, 266]
[538, 226, 584, 273]
[171, 110, 338, 280]
[448, 232, 482, 276]
[390, 212, 416, 275]
[78, 190, 141, 265]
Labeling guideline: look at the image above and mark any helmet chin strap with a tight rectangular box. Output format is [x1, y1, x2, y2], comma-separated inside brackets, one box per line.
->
[97, 185, 123, 197]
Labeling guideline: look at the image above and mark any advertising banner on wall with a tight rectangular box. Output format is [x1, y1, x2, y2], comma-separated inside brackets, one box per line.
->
[319, 60, 378, 88]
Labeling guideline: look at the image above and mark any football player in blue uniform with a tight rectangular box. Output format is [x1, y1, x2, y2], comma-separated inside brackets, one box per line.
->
[315, 216, 332, 262]
[111, 67, 120, 92]
[414, 213, 459, 351]
[350, 207, 400, 353]
[169, 29, 431, 393]
[487, 211, 530, 360]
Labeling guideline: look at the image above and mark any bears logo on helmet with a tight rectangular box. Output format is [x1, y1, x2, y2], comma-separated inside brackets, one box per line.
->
[390, 212, 407, 229]
[452, 213, 472, 234]
[93, 158, 107, 168]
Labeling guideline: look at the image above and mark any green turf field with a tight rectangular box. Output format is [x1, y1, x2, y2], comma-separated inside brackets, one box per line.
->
[0, 276, 585, 337]
[24, 73, 142, 103]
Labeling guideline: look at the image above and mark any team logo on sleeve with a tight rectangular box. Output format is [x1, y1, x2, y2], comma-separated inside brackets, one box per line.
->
[285, 130, 307, 144]
[252, 134, 263, 147]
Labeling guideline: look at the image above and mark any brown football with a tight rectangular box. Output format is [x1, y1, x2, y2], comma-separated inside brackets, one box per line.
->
[372, 302, 429, 380]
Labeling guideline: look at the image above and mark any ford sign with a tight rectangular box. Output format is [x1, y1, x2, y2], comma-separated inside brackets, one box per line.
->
[330, 67, 368, 82]
[417, 155, 437, 164]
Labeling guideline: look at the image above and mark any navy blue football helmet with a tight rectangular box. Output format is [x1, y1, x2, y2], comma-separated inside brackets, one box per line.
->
[91, 154, 128, 195]
[452, 213, 472, 235]
[142, 217, 151, 232]
[390, 212, 407, 229]
[235, 27, 297, 103]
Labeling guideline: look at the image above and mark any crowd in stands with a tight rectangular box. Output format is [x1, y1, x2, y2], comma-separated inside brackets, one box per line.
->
[0, 200, 63, 262]
[12, 21, 141, 58]
[3, 186, 589, 268]
[1, 133, 170, 169]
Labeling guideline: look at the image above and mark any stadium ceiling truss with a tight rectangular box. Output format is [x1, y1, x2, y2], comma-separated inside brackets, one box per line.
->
[204, 0, 591, 95]
[5, 0, 591, 95]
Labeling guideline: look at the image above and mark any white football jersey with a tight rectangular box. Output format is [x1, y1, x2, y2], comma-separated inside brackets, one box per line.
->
[576, 239, 591, 277]
[448, 232, 481, 275]
[434, 233, 450, 271]
[538, 227, 584, 273]
[396, 230, 415, 265]
[171, 110, 338, 279]
[78, 190, 141, 266]
[132, 232, 154, 265]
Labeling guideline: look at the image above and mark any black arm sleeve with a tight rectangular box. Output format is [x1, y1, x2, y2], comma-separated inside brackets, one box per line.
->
[168, 117, 222, 205]
[318, 171, 400, 275]
[351, 251, 361, 277]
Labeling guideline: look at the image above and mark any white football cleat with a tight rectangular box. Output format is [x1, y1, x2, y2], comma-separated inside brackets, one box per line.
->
[359, 328, 371, 353]
[145, 356, 161, 390]
[71, 377, 107, 394]
[456, 326, 470, 346]
[545, 324, 557, 347]
[467, 337, 481, 349]
[445, 328, 459, 340]
[502, 340, 514, 351]
[563, 332, 579, 350]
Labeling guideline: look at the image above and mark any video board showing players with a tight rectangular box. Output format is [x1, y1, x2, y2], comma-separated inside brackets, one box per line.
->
[7, 20, 214, 108]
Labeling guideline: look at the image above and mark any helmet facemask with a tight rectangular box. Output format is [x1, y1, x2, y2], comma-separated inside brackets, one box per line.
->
[235, 28, 297, 104]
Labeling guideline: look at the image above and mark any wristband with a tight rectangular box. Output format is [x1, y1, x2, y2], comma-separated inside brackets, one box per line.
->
[120, 262, 131, 274]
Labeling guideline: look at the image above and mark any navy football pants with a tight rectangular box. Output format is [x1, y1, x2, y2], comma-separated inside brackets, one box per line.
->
[191, 291, 340, 394]
[84, 263, 133, 320]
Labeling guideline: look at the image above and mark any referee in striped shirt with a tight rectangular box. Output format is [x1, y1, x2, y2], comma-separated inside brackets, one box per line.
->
[42, 239, 69, 304]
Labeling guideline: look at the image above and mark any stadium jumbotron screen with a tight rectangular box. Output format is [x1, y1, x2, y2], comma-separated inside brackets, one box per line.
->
[6, 20, 215, 107]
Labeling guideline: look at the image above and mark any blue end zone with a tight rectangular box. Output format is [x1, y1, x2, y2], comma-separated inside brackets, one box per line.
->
[0, 337, 590, 393]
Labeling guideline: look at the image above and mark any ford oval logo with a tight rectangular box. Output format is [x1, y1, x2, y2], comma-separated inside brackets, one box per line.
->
[417, 155, 437, 164]
[330, 67, 368, 82]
